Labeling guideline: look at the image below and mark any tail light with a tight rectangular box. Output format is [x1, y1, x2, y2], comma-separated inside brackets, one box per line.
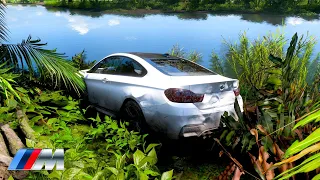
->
[233, 80, 240, 96]
[164, 88, 204, 103]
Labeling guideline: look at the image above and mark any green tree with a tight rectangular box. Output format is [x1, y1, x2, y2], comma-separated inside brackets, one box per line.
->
[0, 1, 85, 96]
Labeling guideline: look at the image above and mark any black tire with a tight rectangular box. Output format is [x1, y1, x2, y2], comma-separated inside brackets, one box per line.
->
[121, 100, 148, 133]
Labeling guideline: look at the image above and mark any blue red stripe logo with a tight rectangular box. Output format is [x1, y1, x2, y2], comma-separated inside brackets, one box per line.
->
[8, 149, 64, 170]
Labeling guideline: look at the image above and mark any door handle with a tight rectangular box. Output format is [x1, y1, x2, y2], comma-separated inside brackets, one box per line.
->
[102, 78, 109, 83]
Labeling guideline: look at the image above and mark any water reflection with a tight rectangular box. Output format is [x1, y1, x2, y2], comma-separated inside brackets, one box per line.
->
[176, 12, 208, 20]
[6, 4, 320, 68]
[240, 13, 285, 25]
[241, 13, 319, 25]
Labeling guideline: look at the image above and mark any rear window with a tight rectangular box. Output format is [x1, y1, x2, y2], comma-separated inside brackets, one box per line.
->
[145, 58, 216, 76]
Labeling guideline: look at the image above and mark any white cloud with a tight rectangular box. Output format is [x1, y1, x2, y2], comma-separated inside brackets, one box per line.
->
[36, 11, 43, 16]
[7, 17, 18, 22]
[125, 36, 137, 41]
[286, 17, 304, 26]
[66, 16, 89, 35]
[54, 12, 105, 35]
[108, 19, 120, 26]
[55, 12, 62, 17]
[13, 5, 24, 11]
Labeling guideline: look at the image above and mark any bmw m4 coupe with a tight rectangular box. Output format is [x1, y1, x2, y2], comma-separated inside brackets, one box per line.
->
[80, 53, 243, 139]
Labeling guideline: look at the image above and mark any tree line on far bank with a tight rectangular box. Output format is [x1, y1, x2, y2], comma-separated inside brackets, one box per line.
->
[6, 0, 320, 14]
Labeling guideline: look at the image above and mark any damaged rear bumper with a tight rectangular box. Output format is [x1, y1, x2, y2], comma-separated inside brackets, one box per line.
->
[179, 104, 238, 138]
[143, 98, 241, 139]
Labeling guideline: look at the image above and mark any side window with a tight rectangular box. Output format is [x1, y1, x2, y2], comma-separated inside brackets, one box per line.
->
[89, 56, 121, 74]
[117, 57, 147, 77]
[89, 56, 147, 77]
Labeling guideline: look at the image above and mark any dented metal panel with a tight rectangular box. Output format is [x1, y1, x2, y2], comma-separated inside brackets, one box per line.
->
[83, 53, 244, 139]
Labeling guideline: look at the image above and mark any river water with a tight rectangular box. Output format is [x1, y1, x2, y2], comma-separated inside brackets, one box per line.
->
[6, 4, 320, 68]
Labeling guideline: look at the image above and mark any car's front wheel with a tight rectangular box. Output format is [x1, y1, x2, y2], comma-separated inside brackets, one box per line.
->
[121, 100, 148, 133]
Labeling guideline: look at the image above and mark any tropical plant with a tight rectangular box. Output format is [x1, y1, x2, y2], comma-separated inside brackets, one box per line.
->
[26, 103, 174, 180]
[216, 33, 320, 180]
[0, 62, 20, 101]
[272, 109, 320, 180]
[169, 44, 202, 63]
[0, 1, 85, 96]
[71, 50, 96, 70]
[224, 31, 286, 95]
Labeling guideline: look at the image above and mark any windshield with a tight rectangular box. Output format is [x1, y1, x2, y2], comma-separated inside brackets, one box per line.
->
[145, 58, 216, 76]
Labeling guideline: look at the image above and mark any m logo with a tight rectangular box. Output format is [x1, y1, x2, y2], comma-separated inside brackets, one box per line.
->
[8, 149, 64, 170]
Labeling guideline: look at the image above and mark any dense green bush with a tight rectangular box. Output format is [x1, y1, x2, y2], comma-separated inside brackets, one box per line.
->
[7, 0, 320, 13]
[217, 33, 320, 179]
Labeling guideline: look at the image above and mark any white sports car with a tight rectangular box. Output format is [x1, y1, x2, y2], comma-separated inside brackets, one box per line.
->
[80, 52, 243, 139]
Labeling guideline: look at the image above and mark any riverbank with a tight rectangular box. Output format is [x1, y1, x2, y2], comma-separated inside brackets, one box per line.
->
[6, 1, 320, 16]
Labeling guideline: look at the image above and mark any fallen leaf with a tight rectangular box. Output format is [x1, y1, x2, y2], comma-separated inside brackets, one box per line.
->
[250, 129, 259, 146]
[260, 146, 275, 180]
[219, 151, 224, 157]
[257, 125, 269, 135]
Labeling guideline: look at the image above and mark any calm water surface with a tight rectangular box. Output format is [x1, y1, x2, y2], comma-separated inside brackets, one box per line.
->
[6, 4, 320, 68]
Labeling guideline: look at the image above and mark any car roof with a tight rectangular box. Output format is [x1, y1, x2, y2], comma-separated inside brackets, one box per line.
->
[126, 52, 177, 59]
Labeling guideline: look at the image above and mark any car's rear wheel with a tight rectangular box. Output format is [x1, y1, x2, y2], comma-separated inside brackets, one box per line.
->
[121, 100, 148, 133]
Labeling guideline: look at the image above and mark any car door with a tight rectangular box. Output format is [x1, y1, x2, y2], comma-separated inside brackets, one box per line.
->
[105, 56, 147, 112]
[84, 56, 122, 109]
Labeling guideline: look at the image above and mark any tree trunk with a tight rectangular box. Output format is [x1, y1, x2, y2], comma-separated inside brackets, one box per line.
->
[0, 128, 28, 179]
[16, 109, 36, 141]
[0, 133, 9, 156]
[0, 124, 25, 155]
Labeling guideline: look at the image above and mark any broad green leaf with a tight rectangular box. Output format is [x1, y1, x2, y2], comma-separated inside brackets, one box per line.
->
[312, 173, 320, 180]
[144, 169, 160, 176]
[116, 154, 126, 169]
[285, 128, 320, 158]
[145, 144, 159, 153]
[62, 168, 82, 180]
[139, 171, 149, 180]
[39, 109, 51, 115]
[64, 105, 75, 110]
[47, 118, 58, 125]
[31, 115, 43, 123]
[138, 157, 154, 168]
[278, 156, 320, 180]
[16, 87, 29, 93]
[147, 148, 158, 165]
[1, 78, 20, 101]
[262, 111, 274, 133]
[92, 171, 104, 180]
[48, 170, 63, 179]
[117, 169, 125, 180]
[275, 153, 320, 179]
[261, 136, 274, 154]
[293, 110, 320, 129]
[133, 149, 146, 166]
[267, 76, 282, 86]
[106, 167, 119, 175]
[219, 130, 228, 140]
[161, 170, 173, 180]
[75, 171, 92, 180]
[241, 133, 250, 152]
[26, 138, 36, 148]
[5, 98, 17, 108]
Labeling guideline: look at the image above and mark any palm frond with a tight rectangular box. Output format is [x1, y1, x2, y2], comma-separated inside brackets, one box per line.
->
[1, 36, 85, 96]
[0, 1, 9, 42]
[0, 62, 20, 101]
